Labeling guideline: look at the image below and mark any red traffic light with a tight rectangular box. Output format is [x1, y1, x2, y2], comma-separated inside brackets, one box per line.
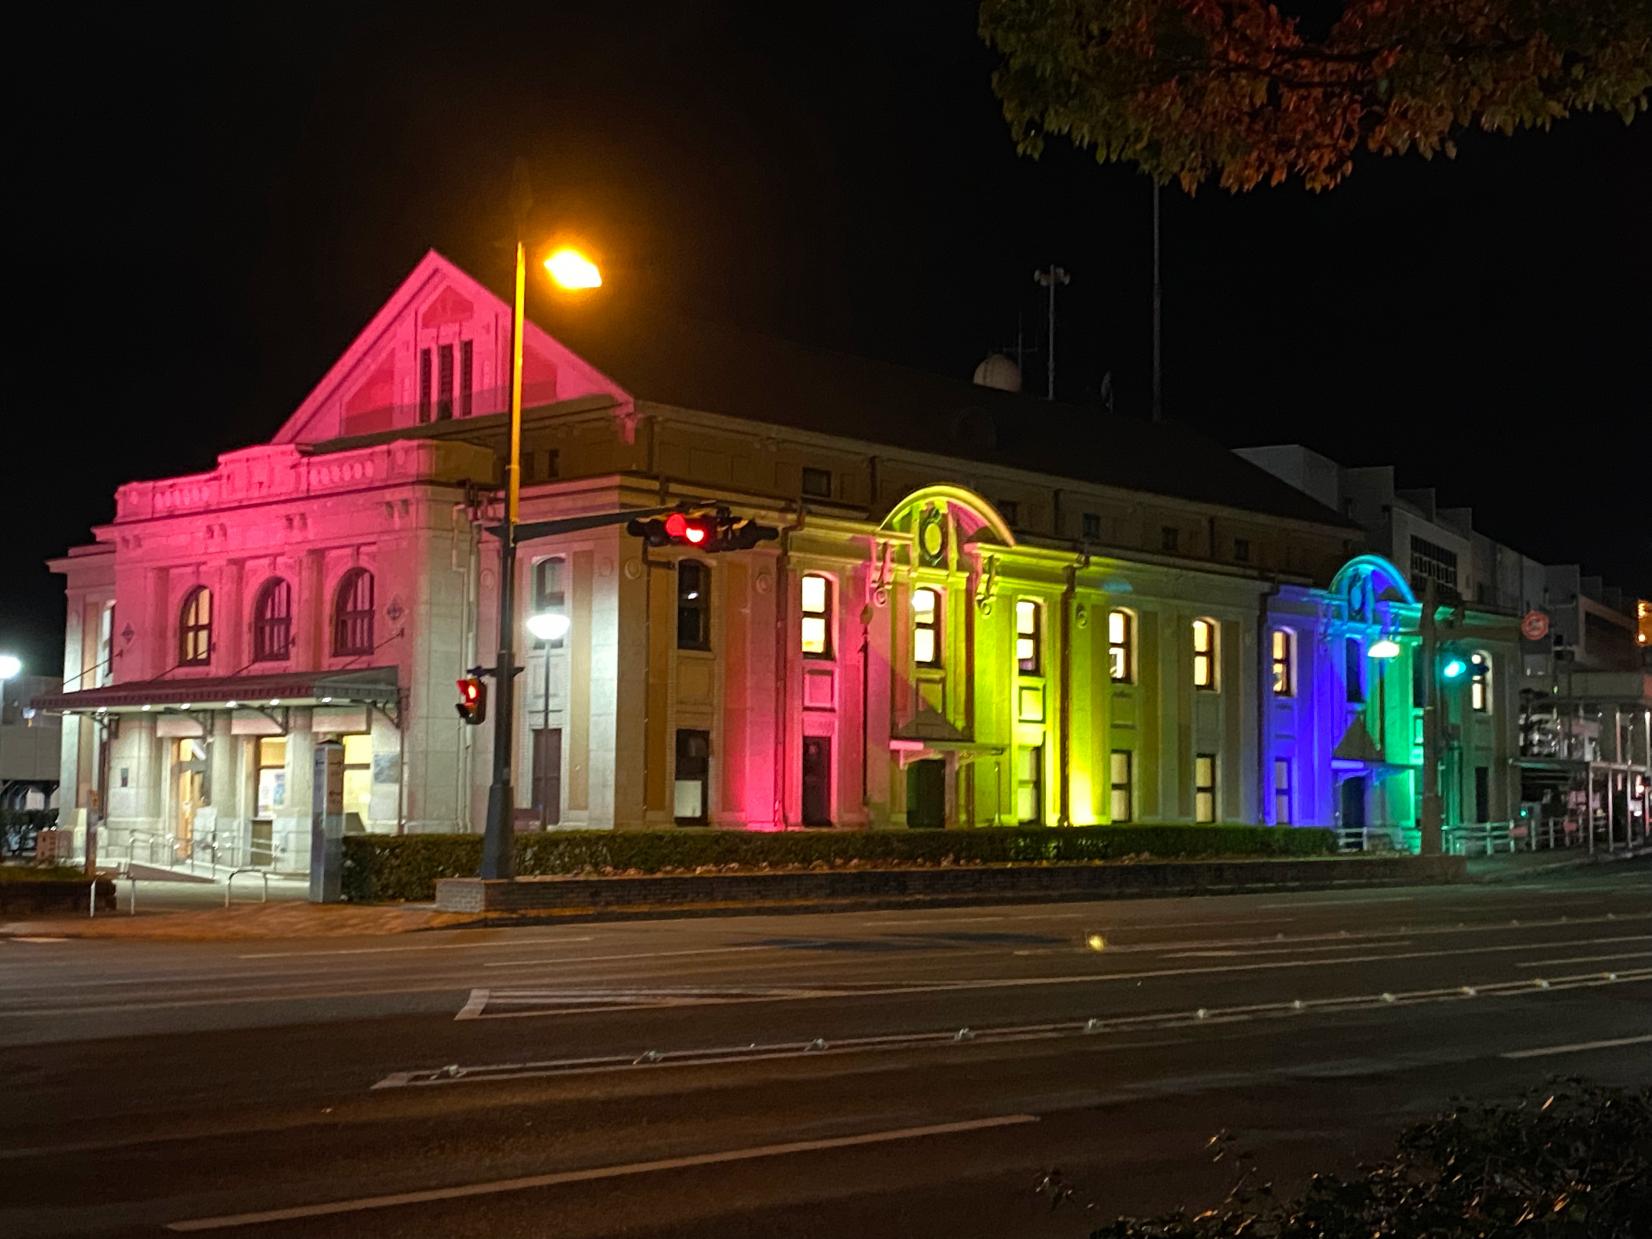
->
[664, 512, 710, 545]
[455, 675, 488, 725]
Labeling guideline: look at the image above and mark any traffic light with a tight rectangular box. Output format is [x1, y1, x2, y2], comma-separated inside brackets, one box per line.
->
[455, 675, 488, 725]
[1441, 656, 1468, 680]
[626, 509, 779, 553]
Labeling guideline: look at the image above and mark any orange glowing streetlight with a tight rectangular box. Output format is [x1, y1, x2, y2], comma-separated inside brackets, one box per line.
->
[544, 247, 602, 290]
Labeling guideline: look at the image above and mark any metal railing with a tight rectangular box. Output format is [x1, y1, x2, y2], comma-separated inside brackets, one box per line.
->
[1444, 821, 1515, 856]
[225, 868, 270, 907]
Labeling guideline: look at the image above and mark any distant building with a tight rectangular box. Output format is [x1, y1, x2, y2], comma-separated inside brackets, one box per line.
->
[2, 673, 62, 809]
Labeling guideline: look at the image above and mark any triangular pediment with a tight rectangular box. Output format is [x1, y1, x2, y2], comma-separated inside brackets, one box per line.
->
[1333, 715, 1384, 763]
[272, 250, 630, 446]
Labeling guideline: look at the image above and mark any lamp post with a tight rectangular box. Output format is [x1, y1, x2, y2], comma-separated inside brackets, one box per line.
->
[480, 245, 601, 882]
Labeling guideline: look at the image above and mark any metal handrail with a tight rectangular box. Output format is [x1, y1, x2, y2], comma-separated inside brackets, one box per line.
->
[225, 868, 270, 908]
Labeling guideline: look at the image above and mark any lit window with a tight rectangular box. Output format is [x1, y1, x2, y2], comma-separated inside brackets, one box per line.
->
[532, 557, 566, 649]
[341, 732, 372, 827]
[913, 587, 941, 668]
[332, 569, 375, 656]
[1345, 637, 1364, 703]
[252, 578, 293, 662]
[1109, 750, 1132, 822]
[1016, 744, 1043, 824]
[1108, 609, 1134, 683]
[1270, 628, 1293, 697]
[1470, 652, 1491, 713]
[1192, 618, 1217, 691]
[677, 561, 711, 651]
[254, 736, 287, 819]
[1015, 599, 1041, 675]
[1273, 757, 1291, 825]
[800, 573, 832, 658]
[674, 729, 710, 824]
[1194, 753, 1217, 823]
[179, 586, 212, 666]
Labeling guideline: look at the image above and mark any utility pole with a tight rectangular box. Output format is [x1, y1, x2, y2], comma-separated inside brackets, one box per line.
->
[1033, 265, 1070, 400]
[1151, 181, 1163, 423]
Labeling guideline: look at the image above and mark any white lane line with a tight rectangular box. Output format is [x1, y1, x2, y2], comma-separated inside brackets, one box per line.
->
[164, 1114, 1039, 1231]
[1500, 1032, 1652, 1060]
[1257, 895, 1417, 909]
[1515, 950, 1652, 968]
[455, 989, 489, 1020]
[1165, 940, 1415, 960]
[237, 936, 595, 960]
[482, 943, 787, 969]
[1, 982, 474, 1018]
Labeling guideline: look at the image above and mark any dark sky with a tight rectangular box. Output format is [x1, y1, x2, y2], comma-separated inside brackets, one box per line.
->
[14, 2, 1650, 673]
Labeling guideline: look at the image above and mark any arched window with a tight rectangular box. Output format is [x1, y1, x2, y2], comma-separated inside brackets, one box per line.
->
[800, 573, 832, 658]
[332, 568, 375, 656]
[1192, 618, 1218, 691]
[179, 586, 212, 666]
[1469, 651, 1491, 713]
[677, 561, 710, 651]
[251, 578, 293, 662]
[1108, 609, 1134, 683]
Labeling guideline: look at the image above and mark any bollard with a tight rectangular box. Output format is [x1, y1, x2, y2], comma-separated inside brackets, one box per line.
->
[88, 878, 97, 919]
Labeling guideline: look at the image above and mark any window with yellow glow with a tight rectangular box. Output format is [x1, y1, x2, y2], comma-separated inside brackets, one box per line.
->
[800, 574, 832, 658]
[1108, 609, 1134, 683]
[1192, 618, 1218, 691]
[179, 587, 212, 666]
[1470, 652, 1491, 712]
[1270, 628, 1294, 696]
[254, 737, 287, 819]
[913, 587, 940, 667]
[1015, 599, 1042, 675]
[1195, 753, 1217, 822]
[341, 733, 373, 827]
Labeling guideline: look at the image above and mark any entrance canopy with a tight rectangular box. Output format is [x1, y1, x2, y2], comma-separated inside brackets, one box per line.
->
[32, 667, 399, 718]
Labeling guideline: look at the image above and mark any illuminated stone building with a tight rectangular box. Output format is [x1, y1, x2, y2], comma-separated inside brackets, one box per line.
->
[40, 252, 1530, 867]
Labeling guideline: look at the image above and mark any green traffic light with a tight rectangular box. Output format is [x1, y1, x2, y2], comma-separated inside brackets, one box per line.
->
[1441, 656, 1468, 679]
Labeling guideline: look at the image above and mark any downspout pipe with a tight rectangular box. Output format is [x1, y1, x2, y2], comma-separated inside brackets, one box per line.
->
[1258, 574, 1282, 825]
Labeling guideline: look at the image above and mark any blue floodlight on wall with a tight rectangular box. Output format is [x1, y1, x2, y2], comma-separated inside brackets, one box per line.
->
[1441, 656, 1468, 680]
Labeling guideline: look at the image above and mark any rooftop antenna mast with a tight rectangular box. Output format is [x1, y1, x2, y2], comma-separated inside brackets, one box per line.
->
[1033, 265, 1071, 400]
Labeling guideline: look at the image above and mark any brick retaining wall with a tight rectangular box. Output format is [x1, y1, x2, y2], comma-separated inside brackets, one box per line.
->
[434, 855, 1466, 914]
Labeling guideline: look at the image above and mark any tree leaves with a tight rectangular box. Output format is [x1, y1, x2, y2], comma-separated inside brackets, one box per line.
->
[980, 0, 1652, 191]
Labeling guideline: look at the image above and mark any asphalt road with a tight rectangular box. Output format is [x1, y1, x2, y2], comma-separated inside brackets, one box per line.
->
[3, 865, 1649, 1238]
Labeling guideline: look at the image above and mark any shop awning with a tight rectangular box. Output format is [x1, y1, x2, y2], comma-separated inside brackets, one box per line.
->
[31, 667, 399, 717]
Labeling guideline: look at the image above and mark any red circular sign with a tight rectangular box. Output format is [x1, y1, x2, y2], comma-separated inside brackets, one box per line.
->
[1521, 610, 1550, 641]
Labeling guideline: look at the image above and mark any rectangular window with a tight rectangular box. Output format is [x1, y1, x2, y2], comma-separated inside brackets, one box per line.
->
[1108, 609, 1133, 683]
[1082, 512, 1102, 541]
[1412, 646, 1427, 706]
[1016, 744, 1043, 824]
[801, 466, 833, 499]
[673, 729, 710, 824]
[677, 561, 711, 651]
[1273, 757, 1291, 825]
[1192, 618, 1217, 691]
[1109, 750, 1132, 823]
[1410, 535, 1459, 592]
[1194, 753, 1217, 823]
[1474, 765, 1490, 823]
[800, 573, 832, 658]
[341, 732, 372, 828]
[1270, 628, 1293, 696]
[532, 557, 566, 649]
[1234, 537, 1250, 563]
[418, 348, 432, 422]
[436, 344, 454, 420]
[1015, 598, 1041, 675]
[1161, 526, 1180, 553]
[913, 587, 941, 668]
[532, 727, 562, 825]
[1470, 654, 1490, 712]
[1345, 637, 1364, 703]
[998, 499, 1020, 526]
[459, 339, 474, 417]
[254, 737, 287, 819]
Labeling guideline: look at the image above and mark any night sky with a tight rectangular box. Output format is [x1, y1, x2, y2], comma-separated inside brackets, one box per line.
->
[13, 2, 1650, 674]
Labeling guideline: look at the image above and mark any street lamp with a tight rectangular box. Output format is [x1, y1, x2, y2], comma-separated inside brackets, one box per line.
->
[525, 610, 570, 643]
[481, 242, 601, 881]
[1368, 636, 1402, 660]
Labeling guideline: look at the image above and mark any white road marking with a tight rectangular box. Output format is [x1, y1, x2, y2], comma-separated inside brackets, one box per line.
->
[237, 935, 594, 959]
[1257, 895, 1417, 909]
[481, 943, 792, 969]
[455, 989, 489, 1020]
[164, 1114, 1040, 1230]
[5, 936, 68, 943]
[1165, 941, 1415, 960]
[1500, 1032, 1652, 1060]
[1515, 950, 1652, 968]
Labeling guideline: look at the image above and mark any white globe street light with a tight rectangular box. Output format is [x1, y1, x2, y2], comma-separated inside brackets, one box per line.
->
[526, 611, 570, 643]
[0, 654, 21, 680]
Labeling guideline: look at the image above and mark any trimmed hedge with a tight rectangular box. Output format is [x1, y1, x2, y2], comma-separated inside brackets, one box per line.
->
[341, 825, 1336, 903]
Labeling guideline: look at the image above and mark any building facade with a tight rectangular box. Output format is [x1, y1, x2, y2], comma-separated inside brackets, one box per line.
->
[41, 253, 1542, 868]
